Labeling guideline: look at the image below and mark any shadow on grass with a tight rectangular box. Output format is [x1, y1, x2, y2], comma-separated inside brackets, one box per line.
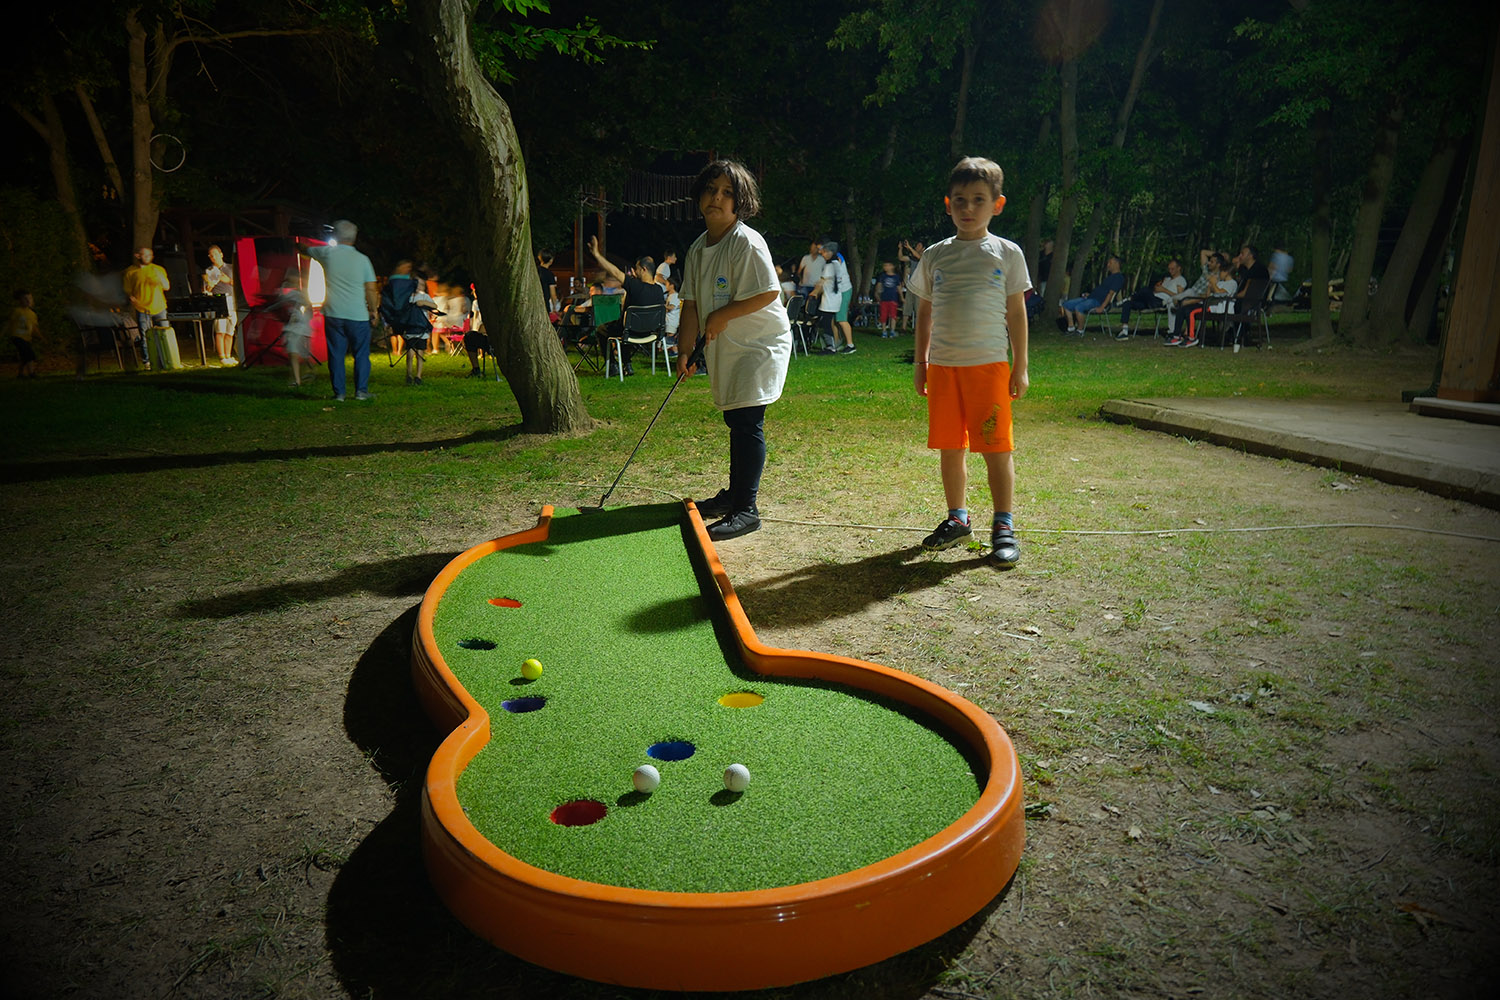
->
[733, 544, 982, 628]
[0, 425, 524, 484]
[176, 551, 460, 618]
[327, 608, 1005, 1000]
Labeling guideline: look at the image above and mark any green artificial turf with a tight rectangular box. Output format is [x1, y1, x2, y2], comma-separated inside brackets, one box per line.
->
[434, 502, 983, 893]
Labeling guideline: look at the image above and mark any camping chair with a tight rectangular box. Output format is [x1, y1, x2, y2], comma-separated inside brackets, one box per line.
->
[784, 294, 809, 356]
[560, 301, 604, 374]
[611, 303, 670, 381]
[1219, 279, 1275, 351]
[74, 318, 127, 373]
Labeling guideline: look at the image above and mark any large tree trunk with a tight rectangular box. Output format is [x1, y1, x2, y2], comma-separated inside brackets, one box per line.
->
[1406, 136, 1471, 342]
[11, 93, 90, 270]
[1339, 94, 1404, 340]
[126, 8, 159, 250]
[1024, 114, 1053, 279]
[1043, 57, 1080, 316]
[412, 0, 590, 434]
[1365, 126, 1461, 345]
[950, 37, 977, 158]
[1308, 107, 1336, 343]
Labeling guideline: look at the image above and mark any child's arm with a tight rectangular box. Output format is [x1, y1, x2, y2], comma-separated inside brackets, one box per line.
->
[913, 298, 933, 397]
[677, 299, 701, 375]
[1007, 291, 1029, 400]
[704, 291, 777, 339]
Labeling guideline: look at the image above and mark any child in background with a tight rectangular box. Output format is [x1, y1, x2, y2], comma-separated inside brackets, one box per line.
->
[272, 278, 315, 388]
[676, 159, 793, 541]
[9, 290, 39, 378]
[663, 275, 682, 356]
[380, 260, 433, 384]
[877, 261, 904, 337]
[907, 156, 1031, 569]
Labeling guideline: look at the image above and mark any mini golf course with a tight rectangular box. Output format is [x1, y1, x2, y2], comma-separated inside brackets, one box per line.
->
[411, 502, 1025, 991]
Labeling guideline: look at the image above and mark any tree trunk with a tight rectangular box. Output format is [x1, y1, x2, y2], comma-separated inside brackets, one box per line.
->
[1308, 107, 1336, 342]
[1043, 56, 1080, 316]
[126, 8, 159, 250]
[1366, 126, 1460, 345]
[1407, 135, 1472, 342]
[1064, 0, 1162, 299]
[1024, 114, 1053, 279]
[12, 93, 90, 270]
[411, 0, 590, 434]
[950, 37, 977, 158]
[1339, 94, 1404, 340]
[75, 81, 127, 199]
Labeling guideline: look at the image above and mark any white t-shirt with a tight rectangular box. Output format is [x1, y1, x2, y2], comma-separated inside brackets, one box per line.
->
[656, 261, 672, 283]
[1155, 274, 1187, 304]
[1209, 277, 1238, 313]
[799, 252, 824, 290]
[664, 290, 681, 334]
[906, 233, 1031, 366]
[683, 221, 791, 410]
[816, 257, 850, 313]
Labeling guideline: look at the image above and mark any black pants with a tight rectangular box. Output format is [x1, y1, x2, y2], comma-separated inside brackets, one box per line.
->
[723, 404, 767, 512]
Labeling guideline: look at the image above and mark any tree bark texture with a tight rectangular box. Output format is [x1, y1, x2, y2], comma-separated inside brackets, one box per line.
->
[126, 8, 158, 250]
[1339, 94, 1405, 339]
[1366, 127, 1460, 345]
[411, 0, 590, 434]
[1065, 0, 1162, 285]
[1309, 107, 1335, 341]
[12, 93, 90, 270]
[950, 38, 977, 158]
[1044, 57, 1080, 316]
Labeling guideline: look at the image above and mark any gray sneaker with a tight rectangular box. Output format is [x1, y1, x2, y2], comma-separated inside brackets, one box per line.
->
[837, 344, 857, 354]
[707, 509, 760, 540]
[921, 517, 972, 551]
[355, 391, 375, 401]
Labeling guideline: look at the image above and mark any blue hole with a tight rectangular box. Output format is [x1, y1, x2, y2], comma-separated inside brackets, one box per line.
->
[502, 697, 546, 713]
[457, 638, 496, 650]
[647, 741, 695, 761]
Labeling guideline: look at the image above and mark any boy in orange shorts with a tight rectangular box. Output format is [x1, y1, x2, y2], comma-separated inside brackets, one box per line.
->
[908, 157, 1031, 568]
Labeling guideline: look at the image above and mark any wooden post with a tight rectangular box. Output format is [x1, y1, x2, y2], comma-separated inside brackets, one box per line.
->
[1439, 23, 1500, 402]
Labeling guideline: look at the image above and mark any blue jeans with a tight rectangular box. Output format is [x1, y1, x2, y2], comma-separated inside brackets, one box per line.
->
[324, 316, 371, 396]
[135, 311, 165, 362]
[1061, 296, 1102, 314]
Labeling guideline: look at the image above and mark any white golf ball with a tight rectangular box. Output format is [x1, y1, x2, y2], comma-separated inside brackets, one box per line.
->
[723, 763, 751, 793]
[633, 764, 660, 793]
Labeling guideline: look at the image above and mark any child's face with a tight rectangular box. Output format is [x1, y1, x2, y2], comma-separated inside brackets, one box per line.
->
[698, 175, 737, 223]
[883, 262, 896, 274]
[946, 180, 1000, 240]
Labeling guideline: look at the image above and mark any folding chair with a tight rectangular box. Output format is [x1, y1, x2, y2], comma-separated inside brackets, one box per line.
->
[611, 303, 670, 381]
[590, 294, 624, 375]
[784, 294, 809, 356]
[561, 303, 602, 374]
[1219, 279, 1275, 351]
[74, 319, 126, 373]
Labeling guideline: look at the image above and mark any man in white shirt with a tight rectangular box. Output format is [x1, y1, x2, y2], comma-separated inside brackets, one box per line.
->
[1116, 258, 1187, 339]
[797, 240, 825, 297]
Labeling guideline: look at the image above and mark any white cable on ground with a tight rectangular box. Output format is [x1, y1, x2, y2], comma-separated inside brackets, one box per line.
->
[527, 480, 1500, 544]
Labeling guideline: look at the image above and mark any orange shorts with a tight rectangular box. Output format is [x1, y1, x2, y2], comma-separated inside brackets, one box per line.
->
[926, 362, 1014, 453]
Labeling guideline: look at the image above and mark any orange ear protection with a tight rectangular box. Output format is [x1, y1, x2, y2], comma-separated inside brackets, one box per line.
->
[944, 195, 1007, 213]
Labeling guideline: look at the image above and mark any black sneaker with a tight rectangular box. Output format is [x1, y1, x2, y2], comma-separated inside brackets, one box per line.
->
[707, 509, 760, 540]
[921, 517, 973, 551]
[989, 527, 1020, 569]
[837, 344, 856, 354]
[694, 489, 733, 519]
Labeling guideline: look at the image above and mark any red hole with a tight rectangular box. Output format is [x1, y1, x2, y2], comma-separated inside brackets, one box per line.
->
[550, 800, 607, 827]
[488, 597, 522, 608]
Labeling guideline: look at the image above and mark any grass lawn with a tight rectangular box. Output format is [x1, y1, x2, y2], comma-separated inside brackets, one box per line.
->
[1, 327, 1496, 999]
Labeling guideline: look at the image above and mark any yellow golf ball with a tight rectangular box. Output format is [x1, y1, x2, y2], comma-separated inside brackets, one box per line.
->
[521, 658, 543, 680]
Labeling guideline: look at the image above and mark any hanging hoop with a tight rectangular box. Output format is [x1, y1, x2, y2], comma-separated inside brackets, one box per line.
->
[149, 133, 187, 173]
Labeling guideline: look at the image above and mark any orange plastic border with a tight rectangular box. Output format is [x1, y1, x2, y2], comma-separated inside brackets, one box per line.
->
[411, 503, 1025, 991]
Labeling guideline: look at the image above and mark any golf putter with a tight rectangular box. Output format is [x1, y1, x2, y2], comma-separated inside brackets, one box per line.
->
[586, 341, 706, 512]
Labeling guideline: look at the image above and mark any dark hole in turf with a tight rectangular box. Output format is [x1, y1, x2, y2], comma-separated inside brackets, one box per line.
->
[457, 638, 496, 650]
[646, 740, 695, 761]
[488, 597, 522, 608]
[501, 697, 546, 713]
[550, 800, 607, 826]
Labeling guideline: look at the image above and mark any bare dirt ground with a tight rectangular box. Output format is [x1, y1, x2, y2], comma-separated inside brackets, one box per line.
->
[2, 402, 1497, 999]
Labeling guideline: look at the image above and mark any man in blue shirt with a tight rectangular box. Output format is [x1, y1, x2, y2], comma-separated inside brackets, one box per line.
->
[304, 220, 379, 401]
[1059, 255, 1125, 336]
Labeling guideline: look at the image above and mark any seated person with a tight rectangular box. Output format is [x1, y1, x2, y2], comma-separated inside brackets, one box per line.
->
[1115, 258, 1187, 339]
[1166, 253, 1237, 347]
[1232, 244, 1270, 310]
[1059, 255, 1124, 335]
[586, 235, 665, 376]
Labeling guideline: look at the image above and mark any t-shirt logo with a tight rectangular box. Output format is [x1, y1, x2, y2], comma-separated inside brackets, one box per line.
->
[932, 268, 945, 290]
[714, 275, 729, 292]
[990, 267, 1005, 287]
